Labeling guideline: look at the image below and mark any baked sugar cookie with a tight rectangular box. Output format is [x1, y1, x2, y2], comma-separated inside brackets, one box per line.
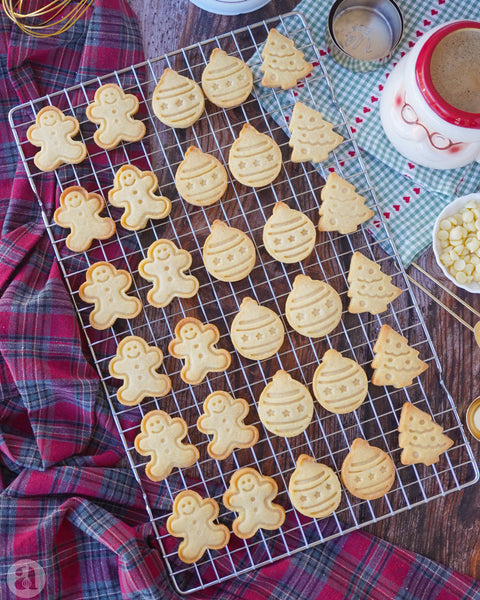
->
[230, 297, 284, 361]
[203, 220, 256, 282]
[260, 29, 313, 90]
[258, 370, 313, 437]
[263, 202, 316, 263]
[312, 348, 368, 414]
[152, 68, 204, 129]
[288, 455, 341, 519]
[167, 491, 230, 564]
[175, 146, 228, 206]
[285, 274, 342, 338]
[228, 123, 282, 188]
[86, 83, 146, 150]
[109, 164, 171, 230]
[201, 48, 253, 108]
[341, 438, 395, 500]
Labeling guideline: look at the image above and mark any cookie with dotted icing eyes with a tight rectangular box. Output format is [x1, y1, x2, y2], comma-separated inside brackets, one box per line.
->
[152, 68, 205, 129]
[138, 239, 199, 308]
[134, 409, 199, 482]
[203, 220, 256, 282]
[197, 391, 259, 460]
[228, 123, 282, 188]
[175, 146, 228, 207]
[288, 455, 342, 519]
[258, 370, 314, 438]
[263, 202, 316, 263]
[223, 467, 285, 539]
[27, 106, 87, 172]
[109, 164, 171, 231]
[168, 317, 231, 385]
[86, 83, 146, 150]
[260, 28, 313, 90]
[230, 297, 285, 361]
[312, 348, 368, 414]
[167, 490, 230, 564]
[78, 261, 142, 330]
[108, 335, 171, 406]
[54, 185, 115, 252]
[341, 438, 395, 500]
[201, 48, 253, 108]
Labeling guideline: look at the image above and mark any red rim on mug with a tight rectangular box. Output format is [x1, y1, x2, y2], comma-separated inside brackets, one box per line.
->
[415, 20, 480, 129]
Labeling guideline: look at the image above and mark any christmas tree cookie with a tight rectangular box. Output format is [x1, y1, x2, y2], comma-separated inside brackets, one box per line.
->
[318, 172, 374, 235]
[371, 324, 428, 388]
[260, 29, 313, 90]
[347, 252, 402, 315]
[288, 102, 343, 163]
[398, 402, 453, 466]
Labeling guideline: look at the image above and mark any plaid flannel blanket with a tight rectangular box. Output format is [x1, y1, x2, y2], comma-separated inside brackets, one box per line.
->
[0, 1, 479, 598]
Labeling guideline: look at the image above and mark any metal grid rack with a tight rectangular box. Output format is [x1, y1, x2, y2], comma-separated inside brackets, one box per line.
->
[9, 11, 479, 595]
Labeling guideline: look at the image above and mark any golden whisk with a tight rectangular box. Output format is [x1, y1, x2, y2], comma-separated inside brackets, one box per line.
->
[2, 0, 94, 37]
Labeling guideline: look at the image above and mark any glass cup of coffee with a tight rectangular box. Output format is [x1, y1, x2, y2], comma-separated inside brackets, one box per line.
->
[380, 20, 480, 170]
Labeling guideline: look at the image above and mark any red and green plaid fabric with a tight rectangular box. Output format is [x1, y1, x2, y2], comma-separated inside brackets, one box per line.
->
[0, 1, 479, 598]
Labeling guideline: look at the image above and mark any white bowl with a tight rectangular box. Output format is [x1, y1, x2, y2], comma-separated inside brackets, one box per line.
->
[432, 193, 480, 293]
[189, 0, 272, 15]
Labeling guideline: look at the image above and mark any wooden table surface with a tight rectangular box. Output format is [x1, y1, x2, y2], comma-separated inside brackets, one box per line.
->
[127, 0, 480, 581]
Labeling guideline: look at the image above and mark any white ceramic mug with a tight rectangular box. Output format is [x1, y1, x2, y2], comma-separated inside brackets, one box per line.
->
[380, 20, 480, 169]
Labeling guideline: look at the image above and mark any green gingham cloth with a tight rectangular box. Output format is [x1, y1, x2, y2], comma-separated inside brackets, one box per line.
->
[258, 0, 480, 266]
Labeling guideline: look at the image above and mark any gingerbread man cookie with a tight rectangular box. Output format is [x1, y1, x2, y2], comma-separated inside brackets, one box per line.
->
[167, 490, 230, 563]
[168, 317, 231, 385]
[108, 164, 171, 231]
[108, 335, 171, 406]
[197, 391, 259, 460]
[54, 186, 116, 252]
[138, 239, 199, 308]
[134, 409, 199, 482]
[223, 467, 285, 539]
[78, 261, 142, 330]
[26, 106, 87, 172]
[86, 83, 146, 150]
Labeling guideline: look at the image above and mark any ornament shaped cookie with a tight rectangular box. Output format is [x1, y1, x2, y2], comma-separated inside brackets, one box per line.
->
[223, 467, 285, 539]
[263, 202, 316, 263]
[312, 349, 368, 414]
[201, 48, 253, 108]
[167, 490, 230, 564]
[318, 172, 374, 235]
[86, 83, 146, 150]
[175, 146, 228, 206]
[27, 106, 87, 172]
[134, 409, 199, 482]
[152, 68, 204, 129]
[258, 370, 314, 437]
[398, 402, 453, 466]
[285, 275, 342, 338]
[347, 252, 402, 315]
[108, 336, 171, 406]
[54, 186, 115, 252]
[228, 123, 282, 188]
[203, 220, 256, 282]
[78, 261, 142, 330]
[168, 317, 231, 385]
[260, 28, 313, 90]
[341, 438, 396, 500]
[230, 297, 284, 361]
[138, 239, 199, 308]
[109, 164, 171, 230]
[288, 102, 343, 163]
[288, 455, 341, 518]
[371, 324, 428, 388]
[197, 391, 259, 460]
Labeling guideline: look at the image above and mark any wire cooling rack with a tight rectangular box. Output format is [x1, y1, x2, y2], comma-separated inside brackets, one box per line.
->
[10, 11, 479, 596]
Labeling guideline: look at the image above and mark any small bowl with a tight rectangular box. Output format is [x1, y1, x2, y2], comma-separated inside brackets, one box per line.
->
[432, 193, 480, 293]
